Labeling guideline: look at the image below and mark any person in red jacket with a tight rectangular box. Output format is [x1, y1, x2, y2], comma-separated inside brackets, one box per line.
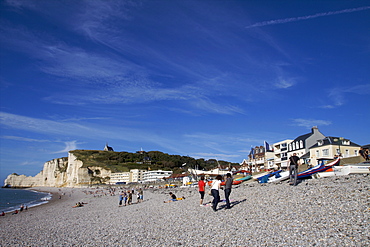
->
[198, 176, 206, 206]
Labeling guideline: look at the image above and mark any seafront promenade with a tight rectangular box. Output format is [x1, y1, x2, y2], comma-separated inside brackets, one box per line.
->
[1, 174, 369, 246]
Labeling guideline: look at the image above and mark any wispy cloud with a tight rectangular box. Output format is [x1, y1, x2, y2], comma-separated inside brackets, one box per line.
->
[292, 118, 331, 129]
[246, 6, 370, 29]
[53, 141, 78, 154]
[1, 136, 52, 143]
[0, 111, 180, 153]
[191, 152, 240, 162]
[321, 84, 370, 109]
[0, 112, 93, 136]
[275, 77, 296, 89]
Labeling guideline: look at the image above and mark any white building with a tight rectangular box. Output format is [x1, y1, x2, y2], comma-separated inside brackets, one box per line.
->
[309, 137, 361, 166]
[143, 170, 173, 182]
[130, 169, 146, 183]
[287, 126, 325, 161]
[110, 172, 130, 184]
[273, 139, 293, 169]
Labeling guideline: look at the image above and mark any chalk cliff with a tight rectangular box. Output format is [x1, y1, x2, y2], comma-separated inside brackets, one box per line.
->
[4, 152, 111, 188]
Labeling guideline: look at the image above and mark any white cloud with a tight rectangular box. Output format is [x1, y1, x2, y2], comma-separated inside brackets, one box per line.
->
[275, 77, 295, 89]
[246, 6, 370, 29]
[0, 111, 178, 154]
[292, 118, 331, 129]
[1, 136, 51, 143]
[321, 84, 370, 109]
[191, 152, 240, 162]
[53, 141, 78, 154]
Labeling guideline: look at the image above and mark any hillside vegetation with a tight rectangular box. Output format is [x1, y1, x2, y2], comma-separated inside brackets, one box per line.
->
[70, 150, 239, 174]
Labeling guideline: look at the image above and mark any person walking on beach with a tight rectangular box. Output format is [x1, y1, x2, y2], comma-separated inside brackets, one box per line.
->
[198, 176, 206, 206]
[119, 193, 123, 207]
[224, 173, 233, 209]
[211, 175, 222, 212]
[288, 153, 300, 186]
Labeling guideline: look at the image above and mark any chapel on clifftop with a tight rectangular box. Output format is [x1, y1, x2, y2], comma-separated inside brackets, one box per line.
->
[104, 143, 114, 151]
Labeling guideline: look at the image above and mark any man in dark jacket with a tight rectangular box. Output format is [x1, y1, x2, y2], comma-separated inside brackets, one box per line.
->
[289, 153, 300, 186]
[224, 173, 233, 209]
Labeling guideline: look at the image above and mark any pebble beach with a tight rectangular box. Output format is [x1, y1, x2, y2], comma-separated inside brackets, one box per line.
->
[1, 174, 369, 247]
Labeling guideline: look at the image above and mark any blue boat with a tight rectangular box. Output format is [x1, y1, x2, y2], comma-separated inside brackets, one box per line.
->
[258, 170, 282, 183]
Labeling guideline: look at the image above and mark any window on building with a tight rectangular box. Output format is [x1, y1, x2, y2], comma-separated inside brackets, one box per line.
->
[316, 150, 319, 157]
[292, 142, 295, 150]
[336, 148, 340, 154]
[322, 149, 329, 156]
[345, 149, 349, 157]
[354, 150, 358, 156]
[300, 140, 303, 149]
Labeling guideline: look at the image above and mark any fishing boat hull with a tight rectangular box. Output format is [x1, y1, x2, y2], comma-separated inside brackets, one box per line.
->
[234, 175, 252, 181]
[317, 164, 370, 178]
[257, 170, 282, 183]
[297, 158, 341, 179]
[268, 171, 290, 183]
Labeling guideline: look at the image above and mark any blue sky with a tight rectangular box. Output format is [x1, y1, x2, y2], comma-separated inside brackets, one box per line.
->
[1, 0, 369, 183]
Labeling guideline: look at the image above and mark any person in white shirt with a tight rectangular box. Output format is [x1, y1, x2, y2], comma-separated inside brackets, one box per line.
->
[211, 175, 223, 211]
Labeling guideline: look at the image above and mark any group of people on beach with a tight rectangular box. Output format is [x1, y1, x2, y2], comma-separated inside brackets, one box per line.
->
[1, 204, 27, 216]
[198, 173, 233, 212]
[118, 188, 143, 206]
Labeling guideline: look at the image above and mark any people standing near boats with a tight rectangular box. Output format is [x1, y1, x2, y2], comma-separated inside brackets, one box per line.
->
[224, 173, 233, 209]
[211, 175, 222, 212]
[198, 176, 206, 206]
[288, 153, 300, 186]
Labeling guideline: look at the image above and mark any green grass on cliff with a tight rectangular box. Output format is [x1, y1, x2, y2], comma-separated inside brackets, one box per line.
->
[69, 150, 240, 174]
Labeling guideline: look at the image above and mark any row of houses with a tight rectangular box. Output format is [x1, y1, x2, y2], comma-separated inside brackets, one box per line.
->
[110, 169, 173, 185]
[241, 126, 365, 172]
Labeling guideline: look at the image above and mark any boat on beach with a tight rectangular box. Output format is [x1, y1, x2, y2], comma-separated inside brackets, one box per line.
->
[234, 175, 252, 182]
[317, 163, 370, 178]
[257, 170, 282, 183]
[266, 158, 341, 183]
[297, 158, 341, 179]
[268, 171, 290, 183]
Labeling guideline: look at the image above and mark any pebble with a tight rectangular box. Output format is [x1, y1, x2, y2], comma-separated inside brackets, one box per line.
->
[0, 174, 369, 246]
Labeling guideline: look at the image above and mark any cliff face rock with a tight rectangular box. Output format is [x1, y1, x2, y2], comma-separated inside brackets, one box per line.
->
[4, 152, 111, 188]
